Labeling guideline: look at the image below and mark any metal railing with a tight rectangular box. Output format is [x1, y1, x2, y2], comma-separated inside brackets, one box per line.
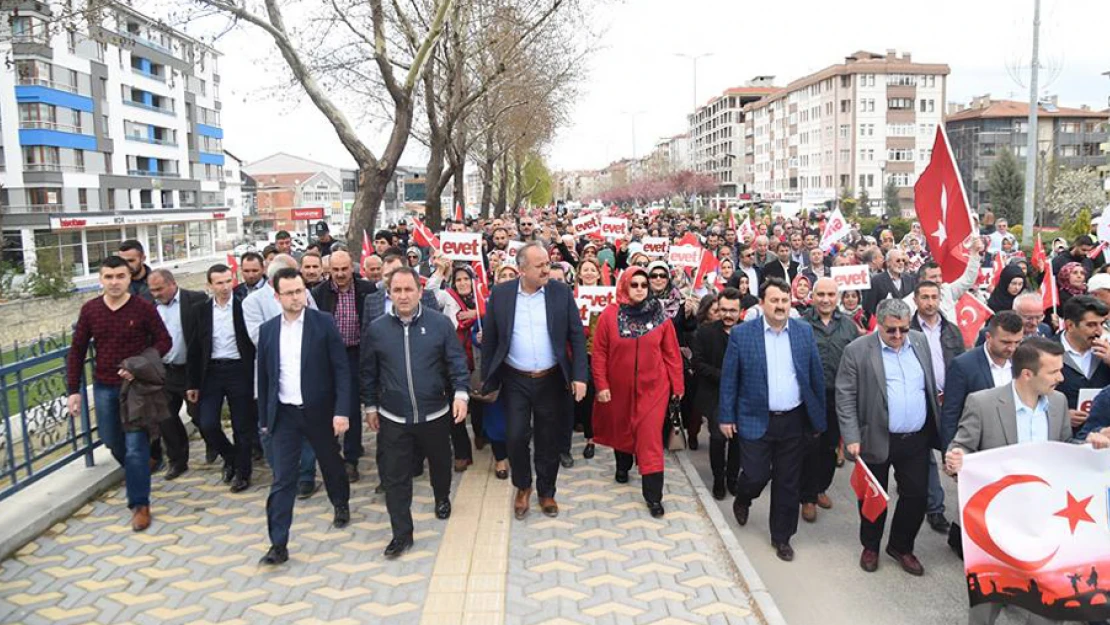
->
[4, 204, 65, 214]
[20, 120, 86, 134]
[128, 169, 181, 178]
[122, 100, 175, 116]
[1, 337, 98, 501]
[17, 77, 79, 94]
[131, 67, 167, 83]
[124, 135, 177, 147]
[24, 163, 86, 173]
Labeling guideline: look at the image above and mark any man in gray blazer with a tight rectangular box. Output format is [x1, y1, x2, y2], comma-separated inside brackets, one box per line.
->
[836, 298, 941, 577]
[943, 337, 1072, 625]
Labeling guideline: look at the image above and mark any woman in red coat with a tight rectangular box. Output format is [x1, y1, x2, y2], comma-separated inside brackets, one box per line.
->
[592, 267, 685, 517]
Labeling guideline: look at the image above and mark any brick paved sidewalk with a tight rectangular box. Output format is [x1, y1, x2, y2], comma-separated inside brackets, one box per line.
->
[0, 436, 763, 625]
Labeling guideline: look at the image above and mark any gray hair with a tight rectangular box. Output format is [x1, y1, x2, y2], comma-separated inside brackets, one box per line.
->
[875, 298, 911, 325]
[885, 248, 905, 261]
[267, 253, 298, 279]
[150, 268, 175, 284]
[516, 241, 545, 266]
[1013, 292, 1042, 311]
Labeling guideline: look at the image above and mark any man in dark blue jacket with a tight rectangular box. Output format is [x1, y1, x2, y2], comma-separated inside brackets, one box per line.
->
[361, 267, 470, 559]
[256, 268, 351, 566]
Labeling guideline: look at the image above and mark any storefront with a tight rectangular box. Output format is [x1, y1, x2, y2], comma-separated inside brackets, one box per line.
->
[13, 210, 230, 277]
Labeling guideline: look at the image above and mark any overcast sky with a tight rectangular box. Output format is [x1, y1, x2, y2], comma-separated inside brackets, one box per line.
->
[201, 0, 1110, 173]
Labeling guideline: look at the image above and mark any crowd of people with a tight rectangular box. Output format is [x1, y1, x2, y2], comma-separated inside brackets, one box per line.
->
[66, 207, 1110, 622]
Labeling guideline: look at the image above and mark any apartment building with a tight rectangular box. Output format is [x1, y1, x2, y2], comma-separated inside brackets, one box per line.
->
[689, 78, 778, 196]
[0, 1, 234, 276]
[946, 96, 1109, 209]
[243, 152, 363, 234]
[744, 50, 948, 216]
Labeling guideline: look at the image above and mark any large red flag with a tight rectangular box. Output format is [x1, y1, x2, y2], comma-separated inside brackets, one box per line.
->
[728, 205, 737, 232]
[955, 293, 992, 348]
[226, 253, 240, 287]
[988, 252, 1005, 289]
[1041, 268, 1059, 312]
[694, 249, 719, 290]
[600, 263, 612, 287]
[474, 282, 488, 318]
[361, 230, 372, 261]
[915, 126, 974, 283]
[1031, 235, 1047, 274]
[677, 232, 701, 248]
[411, 218, 441, 250]
[850, 457, 889, 523]
[454, 202, 464, 223]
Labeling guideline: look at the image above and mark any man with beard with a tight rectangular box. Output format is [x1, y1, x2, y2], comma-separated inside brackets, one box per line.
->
[118, 240, 153, 302]
[692, 288, 744, 500]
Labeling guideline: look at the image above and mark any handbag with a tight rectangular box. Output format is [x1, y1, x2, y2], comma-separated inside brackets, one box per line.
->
[666, 397, 687, 451]
[469, 347, 500, 403]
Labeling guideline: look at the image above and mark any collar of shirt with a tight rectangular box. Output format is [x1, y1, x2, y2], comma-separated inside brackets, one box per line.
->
[984, 345, 1009, 371]
[1062, 333, 1089, 360]
[879, 334, 913, 354]
[213, 296, 232, 311]
[1012, 384, 1049, 415]
[158, 288, 181, 309]
[918, 314, 941, 332]
[281, 309, 306, 329]
[763, 318, 789, 335]
[518, 284, 545, 298]
[330, 279, 351, 294]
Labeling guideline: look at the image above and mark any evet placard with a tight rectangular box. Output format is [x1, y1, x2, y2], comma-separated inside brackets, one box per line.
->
[600, 217, 628, 240]
[440, 232, 484, 261]
[668, 245, 702, 268]
[572, 212, 601, 236]
[1078, 388, 1101, 414]
[641, 237, 668, 257]
[577, 286, 616, 312]
[506, 240, 526, 262]
[830, 265, 872, 291]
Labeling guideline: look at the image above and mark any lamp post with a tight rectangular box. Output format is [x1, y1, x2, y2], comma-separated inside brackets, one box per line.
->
[621, 110, 646, 159]
[674, 52, 713, 113]
[878, 159, 887, 218]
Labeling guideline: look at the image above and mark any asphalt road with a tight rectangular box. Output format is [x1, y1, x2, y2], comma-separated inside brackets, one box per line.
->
[688, 443, 971, 625]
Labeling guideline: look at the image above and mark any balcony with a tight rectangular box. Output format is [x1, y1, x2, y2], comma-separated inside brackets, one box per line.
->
[11, 33, 50, 46]
[139, 202, 155, 209]
[24, 163, 85, 173]
[128, 169, 180, 178]
[122, 100, 175, 115]
[4, 203, 64, 214]
[20, 121, 85, 134]
[16, 77, 78, 94]
[131, 67, 167, 83]
[117, 29, 173, 55]
[124, 135, 178, 147]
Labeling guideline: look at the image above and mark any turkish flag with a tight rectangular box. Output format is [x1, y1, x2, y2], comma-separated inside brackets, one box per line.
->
[600, 263, 612, 287]
[1041, 268, 1059, 311]
[474, 282, 488, 318]
[728, 206, 738, 232]
[850, 458, 889, 523]
[820, 207, 850, 251]
[1031, 236, 1047, 274]
[677, 232, 701, 248]
[454, 202, 464, 222]
[955, 293, 992, 348]
[226, 253, 240, 287]
[915, 126, 974, 283]
[737, 218, 756, 243]
[694, 249, 719, 290]
[361, 229, 372, 261]
[989, 253, 1005, 289]
[411, 218, 441, 250]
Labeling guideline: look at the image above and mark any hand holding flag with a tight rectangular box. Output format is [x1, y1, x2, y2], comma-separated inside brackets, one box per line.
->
[850, 456, 889, 522]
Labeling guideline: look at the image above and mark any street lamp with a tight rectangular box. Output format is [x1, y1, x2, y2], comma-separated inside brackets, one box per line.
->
[877, 159, 887, 218]
[621, 110, 646, 159]
[674, 52, 713, 113]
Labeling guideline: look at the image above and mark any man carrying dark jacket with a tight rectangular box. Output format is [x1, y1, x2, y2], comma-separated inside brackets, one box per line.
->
[311, 250, 377, 481]
[361, 267, 469, 559]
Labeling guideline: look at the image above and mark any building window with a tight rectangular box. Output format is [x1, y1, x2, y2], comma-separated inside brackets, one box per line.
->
[74, 149, 85, 172]
[86, 229, 123, 273]
[859, 124, 874, 137]
[34, 231, 84, 277]
[67, 30, 77, 53]
[841, 75, 851, 88]
[888, 149, 914, 161]
[888, 98, 913, 110]
[1060, 122, 1081, 134]
[159, 224, 188, 260]
[78, 188, 88, 209]
[919, 99, 935, 113]
[839, 124, 849, 139]
[72, 109, 82, 133]
[840, 99, 851, 113]
[23, 146, 60, 171]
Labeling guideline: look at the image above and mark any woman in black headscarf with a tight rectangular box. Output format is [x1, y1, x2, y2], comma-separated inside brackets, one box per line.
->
[986, 263, 1027, 313]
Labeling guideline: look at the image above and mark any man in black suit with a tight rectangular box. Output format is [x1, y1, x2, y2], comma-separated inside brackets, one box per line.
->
[481, 242, 588, 520]
[311, 250, 377, 482]
[727, 245, 762, 291]
[233, 252, 267, 301]
[1054, 295, 1110, 435]
[256, 268, 351, 565]
[761, 241, 798, 285]
[938, 310, 1023, 556]
[692, 288, 743, 500]
[864, 248, 917, 316]
[186, 264, 258, 492]
[149, 269, 208, 479]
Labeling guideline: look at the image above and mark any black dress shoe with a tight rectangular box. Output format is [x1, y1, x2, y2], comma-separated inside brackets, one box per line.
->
[435, 500, 451, 520]
[583, 443, 595, 459]
[773, 542, 795, 562]
[559, 452, 574, 468]
[647, 501, 665, 518]
[926, 512, 950, 534]
[297, 481, 320, 500]
[383, 537, 413, 559]
[333, 506, 350, 528]
[164, 464, 187, 481]
[260, 545, 289, 565]
[615, 470, 629, 484]
[221, 462, 235, 484]
[205, 446, 219, 465]
[733, 499, 750, 526]
[711, 477, 727, 501]
[229, 476, 251, 493]
[345, 463, 361, 483]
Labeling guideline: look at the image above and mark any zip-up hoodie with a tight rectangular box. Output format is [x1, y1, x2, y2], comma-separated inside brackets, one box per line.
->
[360, 304, 470, 424]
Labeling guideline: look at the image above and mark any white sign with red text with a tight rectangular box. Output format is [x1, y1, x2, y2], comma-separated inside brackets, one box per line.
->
[668, 245, 703, 269]
[440, 232, 484, 261]
[600, 217, 628, 240]
[573, 212, 601, 236]
[831, 264, 872, 291]
[641, 237, 669, 257]
[820, 207, 850, 251]
[577, 286, 616, 312]
[1078, 388, 1102, 415]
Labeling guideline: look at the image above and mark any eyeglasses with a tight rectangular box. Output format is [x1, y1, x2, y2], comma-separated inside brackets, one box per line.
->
[278, 289, 305, 298]
[649, 273, 668, 279]
[629, 281, 648, 289]
[883, 326, 910, 336]
[632, 261, 649, 267]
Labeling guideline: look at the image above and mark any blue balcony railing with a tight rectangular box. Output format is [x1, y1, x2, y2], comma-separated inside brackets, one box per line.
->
[0, 336, 98, 501]
[122, 100, 175, 115]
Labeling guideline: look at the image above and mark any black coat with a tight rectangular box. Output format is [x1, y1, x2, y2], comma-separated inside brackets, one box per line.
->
[186, 296, 256, 391]
[762, 259, 799, 284]
[864, 271, 918, 315]
[691, 321, 729, 422]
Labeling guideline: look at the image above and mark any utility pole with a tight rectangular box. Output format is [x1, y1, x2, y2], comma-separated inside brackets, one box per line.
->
[621, 110, 646, 159]
[1021, 0, 1040, 248]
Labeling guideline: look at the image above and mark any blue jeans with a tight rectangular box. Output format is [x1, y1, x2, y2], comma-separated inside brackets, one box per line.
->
[93, 383, 151, 509]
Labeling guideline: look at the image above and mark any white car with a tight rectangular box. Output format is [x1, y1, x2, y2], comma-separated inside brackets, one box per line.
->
[233, 243, 256, 256]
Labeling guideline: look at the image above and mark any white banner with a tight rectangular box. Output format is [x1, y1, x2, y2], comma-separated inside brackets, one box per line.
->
[958, 442, 1110, 622]
[572, 212, 601, 236]
[600, 217, 628, 240]
[577, 286, 616, 312]
[440, 232, 484, 261]
[667, 245, 702, 269]
[820, 207, 850, 251]
[641, 237, 669, 257]
[830, 264, 872, 291]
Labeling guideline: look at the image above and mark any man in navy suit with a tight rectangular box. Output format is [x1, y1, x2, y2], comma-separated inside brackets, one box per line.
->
[256, 268, 351, 565]
[938, 310, 1023, 557]
[481, 242, 588, 520]
[719, 277, 826, 562]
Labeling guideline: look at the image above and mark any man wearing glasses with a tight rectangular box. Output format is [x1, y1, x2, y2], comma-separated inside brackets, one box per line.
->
[836, 298, 941, 577]
[864, 249, 917, 316]
[729, 245, 762, 291]
[516, 218, 541, 244]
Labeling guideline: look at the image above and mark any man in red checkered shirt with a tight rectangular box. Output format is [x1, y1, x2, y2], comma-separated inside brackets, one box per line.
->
[67, 256, 171, 532]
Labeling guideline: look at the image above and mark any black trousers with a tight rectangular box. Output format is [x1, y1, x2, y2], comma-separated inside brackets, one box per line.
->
[159, 364, 190, 470]
[615, 451, 664, 503]
[705, 393, 739, 482]
[342, 348, 363, 466]
[735, 407, 808, 544]
[503, 369, 568, 498]
[470, 400, 484, 443]
[380, 415, 453, 540]
[451, 417, 473, 462]
[573, 378, 595, 440]
[859, 428, 929, 554]
[197, 361, 255, 479]
[266, 403, 349, 548]
[800, 389, 841, 503]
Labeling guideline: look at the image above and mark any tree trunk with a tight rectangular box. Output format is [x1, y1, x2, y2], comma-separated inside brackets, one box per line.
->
[349, 165, 391, 266]
[495, 154, 509, 217]
[480, 130, 495, 218]
[511, 153, 526, 210]
[424, 134, 447, 231]
[453, 160, 466, 220]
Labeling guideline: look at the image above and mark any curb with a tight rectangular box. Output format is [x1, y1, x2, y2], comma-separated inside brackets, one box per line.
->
[0, 446, 122, 561]
[676, 450, 789, 625]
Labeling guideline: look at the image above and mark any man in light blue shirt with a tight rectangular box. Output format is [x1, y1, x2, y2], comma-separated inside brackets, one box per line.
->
[506, 284, 558, 373]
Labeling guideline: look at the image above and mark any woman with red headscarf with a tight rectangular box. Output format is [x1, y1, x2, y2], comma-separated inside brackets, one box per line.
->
[592, 267, 685, 517]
